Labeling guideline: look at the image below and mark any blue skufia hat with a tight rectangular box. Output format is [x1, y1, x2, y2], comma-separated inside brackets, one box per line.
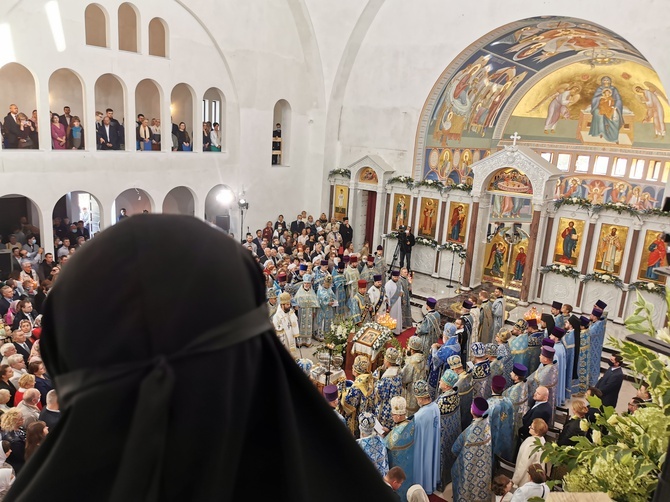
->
[471, 342, 485, 357]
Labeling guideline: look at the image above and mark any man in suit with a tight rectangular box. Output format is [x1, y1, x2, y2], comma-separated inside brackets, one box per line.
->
[340, 216, 354, 249]
[59, 106, 73, 129]
[3, 104, 21, 148]
[518, 385, 551, 444]
[12, 327, 33, 364]
[0, 286, 15, 317]
[290, 214, 305, 235]
[97, 116, 120, 150]
[595, 353, 624, 409]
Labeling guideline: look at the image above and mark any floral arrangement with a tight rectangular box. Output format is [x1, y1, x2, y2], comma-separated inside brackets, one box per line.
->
[445, 182, 473, 193]
[382, 232, 399, 240]
[628, 281, 667, 298]
[591, 201, 641, 219]
[554, 197, 592, 212]
[415, 179, 445, 191]
[352, 322, 393, 354]
[582, 271, 624, 289]
[387, 176, 414, 189]
[440, 241, 468, 259]
[642, 208, 670, 219]
[538, 289, 670, 500]
[539, 263, 580, 279]
[415, 236, 439, 248]
[316, 317, 356, 356]
[328, 168, 351, 179]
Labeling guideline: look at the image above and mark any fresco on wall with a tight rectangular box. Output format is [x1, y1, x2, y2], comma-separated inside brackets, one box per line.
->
[391, 194, 410, 231]
[333, 185, 349, 221]
[424, 147, 489, 183]
[359, 167, 378, 184]
[418, 197, 439, 239]
[553, 217, 585, 266]
[638, 230, 668, 284]
[594, 223, 629, 276]
[446, 202, 469, 243]
[555, 176, 665, 208]
[507, 61, 670, 148]
[488, 168, 533, 194]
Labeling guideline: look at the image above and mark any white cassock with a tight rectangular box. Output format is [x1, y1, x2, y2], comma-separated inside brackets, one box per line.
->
[385, 279, 402, 335]
[272, 307, 298, 355]
[367, 285, 387, 318]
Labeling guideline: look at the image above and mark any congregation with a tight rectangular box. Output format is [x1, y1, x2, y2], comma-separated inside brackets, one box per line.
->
[0, 208, 651, 502]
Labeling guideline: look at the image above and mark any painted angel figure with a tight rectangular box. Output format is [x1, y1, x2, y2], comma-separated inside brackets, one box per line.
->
[527, 82, 581, 134]
[634, 82, 668, 139]
[583, 181, 611, 205]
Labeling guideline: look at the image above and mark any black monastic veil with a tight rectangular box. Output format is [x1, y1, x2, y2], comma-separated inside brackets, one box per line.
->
[6, 215, 395, 502]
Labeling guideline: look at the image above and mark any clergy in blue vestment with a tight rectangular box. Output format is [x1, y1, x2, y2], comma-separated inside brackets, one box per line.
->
[564, 315, 580, 400]
[384, 396, 415, 502]
[357, 412, 389, 476]
[360, 256, 377, 288]
[487, 375, 515, 462]
[588, 306, 607, 391]
[348, 279, 372, 325]
[344, 257, 361, 298]
[527, 326, 545, 375]
[448, 355, 474, 430]
[323, 384, 347, 426]
[510, 319, 530, 369]
[503, 363, 528, 447]
[411, 380, 441, 495]
[375, 347, 403, 430]
[527, 346, 558, 425]
[332, 261, 349, 317]
[436, 369, 461, 490]
[452, 397, 493, 502]
[471, 342, 492, 400]
[342, 355, 376, 437]
[575, 315, 591, 395]
[416, 298, 441, 360]
[313, 259, 331, 292]
[316, 275, 336, 341]
[486, 343, 504, 380]
[495, 329, 515, 389]
[549, 326, 568, 406]
[428, 323, 460, 398]
[551, 300, 564, 332]
[294, 274, 320, 347]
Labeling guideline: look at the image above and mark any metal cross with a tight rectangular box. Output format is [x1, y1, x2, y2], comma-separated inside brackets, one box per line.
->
[510, 132, 521, 146]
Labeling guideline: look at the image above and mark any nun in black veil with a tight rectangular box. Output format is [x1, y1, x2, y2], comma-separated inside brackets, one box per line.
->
[7, 215, 396, 502]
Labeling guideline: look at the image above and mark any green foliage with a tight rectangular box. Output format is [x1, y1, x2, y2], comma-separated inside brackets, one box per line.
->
[539, 288, 670, 500]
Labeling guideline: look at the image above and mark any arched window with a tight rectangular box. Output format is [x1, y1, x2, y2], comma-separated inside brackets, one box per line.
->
[0, 63, 37, 150]
[118, 3, 139, 53]
[85, 4, 108, 48]
[171, 83, 195, 152]
[163, 187, 195, 216]
[203, 87, 226, 151]
[94, 74, 126, 150]
[135, 79, 162, 151]
[148, 18, 168, 57]
[272, 99, 291, 165]
[49, 69, 85, 150]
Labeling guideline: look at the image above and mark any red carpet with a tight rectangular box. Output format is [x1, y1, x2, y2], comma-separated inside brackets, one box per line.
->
[428, 495, 444, 502]
[395, 327, 416, 348]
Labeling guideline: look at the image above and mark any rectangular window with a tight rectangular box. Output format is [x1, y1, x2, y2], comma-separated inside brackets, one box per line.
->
[556, 154, 571, 171]
[541, 152, 552, 162]
[202, 99, 209, 122]
[574, 155, 590, 172]
[612, 157, 627, 177]
[211, 100, 220, 125]
[630, 158, 645, 179]
[593, 156, 609, 175]
[647, 160, 662, 181]
[663, 162, 670, 183]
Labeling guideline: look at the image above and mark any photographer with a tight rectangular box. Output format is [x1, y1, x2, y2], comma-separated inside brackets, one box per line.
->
[398, 226, 415, 272]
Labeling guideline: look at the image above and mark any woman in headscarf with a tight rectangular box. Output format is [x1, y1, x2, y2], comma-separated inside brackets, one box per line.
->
[6, 214, 395, 502]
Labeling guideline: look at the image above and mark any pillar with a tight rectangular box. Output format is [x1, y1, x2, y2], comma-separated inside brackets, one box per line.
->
[576, 215, 600, 308]
[462, 197, 480, 288]
[519, 205, 542, 303]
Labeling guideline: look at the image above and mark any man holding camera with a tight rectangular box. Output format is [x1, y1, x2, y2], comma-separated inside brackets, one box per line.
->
[399, 226, 415, 272]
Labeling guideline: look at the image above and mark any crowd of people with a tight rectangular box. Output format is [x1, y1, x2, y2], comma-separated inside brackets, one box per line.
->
[2, 104, 223, 153]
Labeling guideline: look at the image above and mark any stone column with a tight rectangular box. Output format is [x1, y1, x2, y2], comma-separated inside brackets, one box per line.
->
[576, 214, 600, 307]
[535, 209, 556, 299]
[462, 196, 481, 289]
[619, 219, 643, 318]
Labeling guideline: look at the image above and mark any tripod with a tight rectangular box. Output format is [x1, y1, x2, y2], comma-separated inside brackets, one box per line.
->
[388, 240, 401, 277]
[446, 249, 456, 289]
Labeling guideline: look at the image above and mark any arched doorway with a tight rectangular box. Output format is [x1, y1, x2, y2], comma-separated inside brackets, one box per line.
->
[52, 191, 102, 240]
[49, 68, 85, 148]
[205, 185, 236, 235]
[95, 73, 126, 149]
[135, 79, 162, 151]
[171, 83, 195, 151]
[0, 194, 41, 279]
[113, 188, 153, 222]
[0, 63, 37, 149]
[162, 187, 195, 216]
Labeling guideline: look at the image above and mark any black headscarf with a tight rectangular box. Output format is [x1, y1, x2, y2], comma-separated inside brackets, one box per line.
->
[7, 215, 395, 502]
[568, 314, 582, 380]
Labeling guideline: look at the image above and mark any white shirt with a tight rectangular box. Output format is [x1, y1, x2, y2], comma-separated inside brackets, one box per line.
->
[510, 481, 549, 501]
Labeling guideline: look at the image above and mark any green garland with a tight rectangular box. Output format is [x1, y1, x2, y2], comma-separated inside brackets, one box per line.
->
[328, 168, 351, 179]
[539, 263, 580, 279]
[628, 281, 667, 298]
[582, 271, 625, 290]
[383, 233, 467, 257]
[414, 179, 445, 191]
[591, 202, 641, 220]
[554, 196, 670, 219]
[439, 241, 468, 259]
[387, 176, 415, 189]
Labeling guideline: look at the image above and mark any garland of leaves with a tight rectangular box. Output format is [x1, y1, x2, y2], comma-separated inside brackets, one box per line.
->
[415, 236, 439, 248]
[554, 197, 592, 212]
[383, 233, 467, 257]
[444, 182, 473, 193]
[439, 241, 468, 259]
[582, 271, 625, 290]
[414, 179, 445, 191]
[539, 263, 580, 279]
[628, 281, 667, 298]
[328, 168, 351, 179]
[554, 196, 670, 219]
[591, 202, 641, 219]
[387, 176, 415, 189]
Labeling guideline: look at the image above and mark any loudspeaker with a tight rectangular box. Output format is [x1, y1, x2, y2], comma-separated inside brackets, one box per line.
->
[215, 215, 230, 233]
[0, 250, 13, 280]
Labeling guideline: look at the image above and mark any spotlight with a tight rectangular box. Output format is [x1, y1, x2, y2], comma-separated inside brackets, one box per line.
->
[238, 198, 249, 210]
[216, 189, 234, 205]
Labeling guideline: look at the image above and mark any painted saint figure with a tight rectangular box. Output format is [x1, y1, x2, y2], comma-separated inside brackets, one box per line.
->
[395, 196, 407, 230]
[561, 221, 578, 263]
[646, 233, 667, 280]
[634, 83, 668, 139]
[449, 204, 466, 242]
[588, 76, 623, 143]
[598, 227, 623, 274]
[514, 247, 526, 281]
[422, 200, 436, 236]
